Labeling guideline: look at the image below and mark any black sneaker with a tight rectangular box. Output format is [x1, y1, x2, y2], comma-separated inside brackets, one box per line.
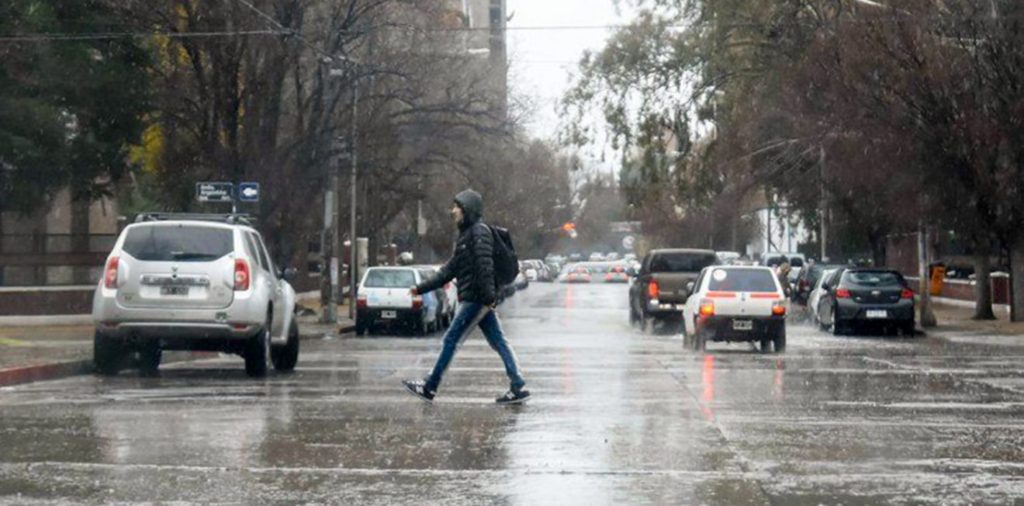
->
[403, 379, 435, 402]
[496, 388, 531, 405]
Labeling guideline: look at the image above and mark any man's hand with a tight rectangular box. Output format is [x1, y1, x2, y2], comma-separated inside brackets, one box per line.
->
[409, 286, 418, 296]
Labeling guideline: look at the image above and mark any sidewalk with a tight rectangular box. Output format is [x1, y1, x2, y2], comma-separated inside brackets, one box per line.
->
[927, 299, 1024, 347]
[0, 302, 354, 388]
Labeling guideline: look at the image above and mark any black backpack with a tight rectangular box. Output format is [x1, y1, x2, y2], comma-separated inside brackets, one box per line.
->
[489, 225, 519, 286]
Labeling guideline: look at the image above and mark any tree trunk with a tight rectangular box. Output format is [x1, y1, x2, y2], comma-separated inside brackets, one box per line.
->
[973, 246, 996, 320]
[868, 229, 886, 268]
[1010, 233, 1024, 322]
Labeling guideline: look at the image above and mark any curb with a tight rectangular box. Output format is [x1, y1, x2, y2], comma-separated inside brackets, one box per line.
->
[1, 323, 359, 389]
[0, 360, 93, 389]
[298, 323, 356, 339]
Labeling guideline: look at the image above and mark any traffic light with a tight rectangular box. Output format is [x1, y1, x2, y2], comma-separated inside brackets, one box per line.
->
[562, 222, 577, 239]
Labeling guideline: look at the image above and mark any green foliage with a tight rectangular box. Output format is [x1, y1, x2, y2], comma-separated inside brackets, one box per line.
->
[0, 0, 151, 213]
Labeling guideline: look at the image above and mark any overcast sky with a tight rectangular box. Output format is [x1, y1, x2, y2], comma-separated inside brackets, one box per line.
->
[506, 0, 634, 144]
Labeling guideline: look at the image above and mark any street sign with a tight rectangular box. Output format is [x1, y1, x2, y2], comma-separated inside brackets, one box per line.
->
[622, 235, 636, 251]
[610, 221, 642, 234]
[196, 182, 233, 203]
[238, 182, 260, 202]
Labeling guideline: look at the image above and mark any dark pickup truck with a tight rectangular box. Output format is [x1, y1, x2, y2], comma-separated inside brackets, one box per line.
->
[629, 248, 719, 329]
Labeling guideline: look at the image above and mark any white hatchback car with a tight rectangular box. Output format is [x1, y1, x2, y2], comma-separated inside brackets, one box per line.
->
[682, 266, 787, 353]
[356, 267, 440, 335]
[92, 213, 299, 377]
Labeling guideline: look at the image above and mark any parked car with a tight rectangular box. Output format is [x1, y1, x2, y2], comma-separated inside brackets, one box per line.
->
[605, 252, 620, 261]
[92, 213, 300, 378]
[761, 252, 806, 270]
[682, 266, 787, 353]
[522, 259, 552, 282]
[356, 267, 440, 336]
[815, 268, 915, 336]
[807, 268, 838, 326]
[715, 251, 742, 264]
[629, 249, 719, 328]
[588, 252, 605, 262]
[793, 263, 844, 305]
[421, 265, 456, 328]
[514, 266, 530, 290]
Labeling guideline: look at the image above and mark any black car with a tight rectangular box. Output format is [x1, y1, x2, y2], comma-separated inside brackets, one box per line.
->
[816, 268, 915, 336]
[792, 263, 844, 305]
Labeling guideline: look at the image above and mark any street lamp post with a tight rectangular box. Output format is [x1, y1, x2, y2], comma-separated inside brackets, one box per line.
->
[327, 56, 363, 322]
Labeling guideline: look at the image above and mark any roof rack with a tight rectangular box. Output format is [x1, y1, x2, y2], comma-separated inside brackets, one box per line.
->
[134, 213, 256, 226]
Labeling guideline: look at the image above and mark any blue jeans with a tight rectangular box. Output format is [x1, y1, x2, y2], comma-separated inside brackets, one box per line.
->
[425, 301, 525, 393]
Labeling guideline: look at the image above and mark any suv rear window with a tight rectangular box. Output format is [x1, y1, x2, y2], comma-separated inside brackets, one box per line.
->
[364, 269, 416, 288]
[122, 225, 233, 262]
[708, 268, 778, 292]
[844, 271, 904, 287]
[650, 253, 717, 273]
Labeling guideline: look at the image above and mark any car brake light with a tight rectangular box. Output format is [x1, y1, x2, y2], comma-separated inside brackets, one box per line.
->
[836, 288, 851, 299]
[772, 302, 786, 316]
[103, 257, 119, 289]
[699, 299, 715, 317]
[605, 273, 614, 281]
[901, 288, 914, 299]
[648, 280, 659, 299]
[412, 295, 423, 310]
[357, 294, 368, 309]
[234, 259, 251, 291]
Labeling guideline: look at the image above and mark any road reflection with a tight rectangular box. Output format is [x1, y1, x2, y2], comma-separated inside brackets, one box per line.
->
[700, 354, 715, 419]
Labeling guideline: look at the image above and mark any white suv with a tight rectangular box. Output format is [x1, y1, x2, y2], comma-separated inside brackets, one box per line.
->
[92, 213, 300, 377]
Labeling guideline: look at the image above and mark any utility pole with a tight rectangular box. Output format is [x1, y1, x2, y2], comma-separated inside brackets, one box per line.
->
[819, 145, 828, 262]
[348, 83, 359, 320]
[917, 224, 937, 328]
[320, 70, 338, 324]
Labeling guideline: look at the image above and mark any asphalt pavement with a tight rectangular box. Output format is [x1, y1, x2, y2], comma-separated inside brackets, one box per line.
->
[2, 283, 1024, 504]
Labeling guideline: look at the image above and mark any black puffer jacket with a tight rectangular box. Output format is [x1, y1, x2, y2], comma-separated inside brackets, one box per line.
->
[416, 189, 497, 305]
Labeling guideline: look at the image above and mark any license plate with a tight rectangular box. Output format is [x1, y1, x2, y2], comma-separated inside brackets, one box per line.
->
[733, 319, 753, 331]
[160, 286, 189, 296]
[866, 309, 888, 319]
[381, 310, 397, 319]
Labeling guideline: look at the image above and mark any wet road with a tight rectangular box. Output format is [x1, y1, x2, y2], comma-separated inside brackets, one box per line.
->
[3, 283, 1024, 504]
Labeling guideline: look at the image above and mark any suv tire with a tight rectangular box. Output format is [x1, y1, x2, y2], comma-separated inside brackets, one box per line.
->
[137, 342, 162, 377]
[94, 332, 127, 376]
[245, 321, 271, 377]
[271, 319, 300, 372]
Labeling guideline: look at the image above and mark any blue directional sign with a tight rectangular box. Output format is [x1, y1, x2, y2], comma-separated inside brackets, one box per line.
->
[196, 182, 234, 203]
[238, 182, 260, 202]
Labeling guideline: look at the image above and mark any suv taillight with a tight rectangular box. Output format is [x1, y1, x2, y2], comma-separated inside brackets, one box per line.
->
[357, 293, 367, 309]
[648, 280, 660, 299]
[412, 295, 423, 310]
[835, 288, 851, 299]
[901, 288, 914, 299]
[234, 259, 251, 291]
[104, 257, 119, 289]
[772, 301, 786, 316]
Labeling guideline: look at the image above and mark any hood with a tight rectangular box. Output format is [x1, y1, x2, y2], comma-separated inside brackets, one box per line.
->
[454, 189, 483, 228]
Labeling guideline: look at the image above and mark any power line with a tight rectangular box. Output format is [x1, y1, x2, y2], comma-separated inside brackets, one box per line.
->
[0, 30, 288, 43]
[230, 0, 332, 60]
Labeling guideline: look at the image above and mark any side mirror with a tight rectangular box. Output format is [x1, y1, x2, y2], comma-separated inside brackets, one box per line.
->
[282, 267, 298, 282]
[686, 281, 695, 293]
[821, 283, 831, 291]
